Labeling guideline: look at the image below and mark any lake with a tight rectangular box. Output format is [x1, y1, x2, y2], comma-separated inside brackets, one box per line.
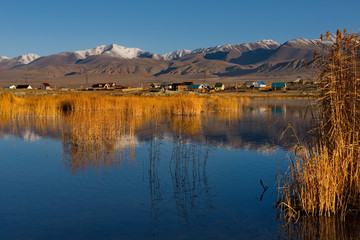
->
[0, 99, 358, 239]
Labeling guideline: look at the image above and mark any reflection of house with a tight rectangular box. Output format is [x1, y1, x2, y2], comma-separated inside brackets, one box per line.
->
[16, 85, 32, 89]
[271, 82, 287, 91]
[214, 83, 225, 91]
[5, 85, 16, 89]
[41, 83, 51, 90]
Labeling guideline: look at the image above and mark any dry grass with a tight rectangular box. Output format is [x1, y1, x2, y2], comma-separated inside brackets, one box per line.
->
[278, 29, 360, 220]
[0, 93, 248, 117]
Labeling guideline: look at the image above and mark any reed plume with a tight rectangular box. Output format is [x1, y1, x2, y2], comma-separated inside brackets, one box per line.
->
[278, 29, 360, 219]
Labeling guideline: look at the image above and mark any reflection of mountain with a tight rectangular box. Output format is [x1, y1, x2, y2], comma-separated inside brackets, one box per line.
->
[136, 99, 312, 152]
[0, 99, 312, 171]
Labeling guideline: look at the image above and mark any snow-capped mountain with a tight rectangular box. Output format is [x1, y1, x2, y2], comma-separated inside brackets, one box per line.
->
[162, 40, 281, 60]
[0, 35, 341, 81]
[61, 44, 159, 60]
[0, 53, 40, 64]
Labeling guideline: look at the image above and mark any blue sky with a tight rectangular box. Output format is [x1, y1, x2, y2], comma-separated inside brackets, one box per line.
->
[1, 0, 359, 57]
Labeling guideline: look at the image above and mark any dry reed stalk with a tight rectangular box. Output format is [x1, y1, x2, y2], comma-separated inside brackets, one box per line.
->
[278, 29, 360, 219]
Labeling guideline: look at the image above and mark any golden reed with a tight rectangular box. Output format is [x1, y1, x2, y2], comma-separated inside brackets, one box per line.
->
[278, 29, 360, 220]
[0, 93, 248, 117]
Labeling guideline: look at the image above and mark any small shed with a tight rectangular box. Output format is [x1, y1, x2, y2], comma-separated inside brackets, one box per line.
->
[16, 85, 32, 89]
[214, 83, 225, 91]
[271, 82, 287, 91]
[41, 83, 51, 90]
[5, 85, 16, 89]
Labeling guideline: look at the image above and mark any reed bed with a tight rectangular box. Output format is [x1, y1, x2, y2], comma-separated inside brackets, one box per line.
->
[278, 30, 360, 219]
[0, 93, 248, 117]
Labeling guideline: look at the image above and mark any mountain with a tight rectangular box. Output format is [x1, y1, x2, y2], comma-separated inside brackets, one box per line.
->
[62, 44, 160, 60]
[0, 35, 338, 86]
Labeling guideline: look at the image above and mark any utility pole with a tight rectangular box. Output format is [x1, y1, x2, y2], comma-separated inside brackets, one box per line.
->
[86, 71, 89, 86]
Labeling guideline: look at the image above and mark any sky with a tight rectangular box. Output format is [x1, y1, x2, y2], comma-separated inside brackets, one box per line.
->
[1, 0, 360, 57]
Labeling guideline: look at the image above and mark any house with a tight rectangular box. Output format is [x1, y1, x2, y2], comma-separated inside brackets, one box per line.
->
[271, 82, 287, 91]
[41, 83, 51, 90]
[244, 81, 257, 88]
[169, 83, 186, 91]
[161, 82, 172, 88]
[150, 83, 161, 89]
[244, 81, 266, 88]
[187, 84, 201, 91]
[91, 83, 114, 90]
[199, 83, 210, 89]
[187, 83, 210, 91]
[5, 85, 16, 89]
[256, 81, 266, 88]
[214, 83, 225, 91]
[183, 82, 194, 86]
[16, 85, 32, 89]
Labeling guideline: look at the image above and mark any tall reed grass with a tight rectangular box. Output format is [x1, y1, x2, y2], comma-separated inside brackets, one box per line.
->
[278, 29, 360, 219]
[0, 93, 247, 117]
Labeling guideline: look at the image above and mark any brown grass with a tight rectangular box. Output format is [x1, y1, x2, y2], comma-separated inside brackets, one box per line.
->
[0, 92, 248, 117]
[278, 29, 360, 220]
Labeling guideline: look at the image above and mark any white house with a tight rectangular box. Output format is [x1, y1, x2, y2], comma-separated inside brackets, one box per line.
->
[41, 83, 51, 90]
[5, 85, 16, 89]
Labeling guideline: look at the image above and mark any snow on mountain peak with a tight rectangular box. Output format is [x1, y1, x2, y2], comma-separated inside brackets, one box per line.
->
[12, 54, 41, 64]
[0, 56, 10, 62]
[0, 54, 40, 64]
[66, 44, 152, 59]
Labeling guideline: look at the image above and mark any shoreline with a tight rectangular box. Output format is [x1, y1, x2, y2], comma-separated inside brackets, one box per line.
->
[0, 88, 317, 99]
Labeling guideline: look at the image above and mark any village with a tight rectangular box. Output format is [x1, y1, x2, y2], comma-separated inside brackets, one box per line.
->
[3, 77, 312, 94]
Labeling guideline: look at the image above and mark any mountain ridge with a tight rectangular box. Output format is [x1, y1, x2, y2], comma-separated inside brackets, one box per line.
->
[0, 35, 338, 86]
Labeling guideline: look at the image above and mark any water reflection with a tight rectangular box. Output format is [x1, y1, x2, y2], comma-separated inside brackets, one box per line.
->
[61, 111, 139, 173]
[279, 216, 360, 240]
[170, 136, 212, 226]
[1, 99, 359, 239]
[0, 100, 312, 172]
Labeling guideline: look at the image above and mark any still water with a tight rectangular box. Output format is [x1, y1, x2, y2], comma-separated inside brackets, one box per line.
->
[0, 99, 358, 239]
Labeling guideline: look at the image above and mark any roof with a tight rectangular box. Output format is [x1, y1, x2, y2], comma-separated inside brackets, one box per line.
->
[42, 83, 51, 86]
[271, 82, 286, 88]
[16, 85, 31, 88]
[214, 83, 224, 87]
[188, 85, 200, 89]
[151, 83, 161, 87]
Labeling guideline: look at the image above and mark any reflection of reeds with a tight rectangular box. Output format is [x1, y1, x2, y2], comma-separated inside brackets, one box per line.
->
[170, 137, 212, 225]
[61, 111, 138, 173]
[0, 93, 248, 174]
[280, 215, 360, 240]
[278, 30, 360, 219]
